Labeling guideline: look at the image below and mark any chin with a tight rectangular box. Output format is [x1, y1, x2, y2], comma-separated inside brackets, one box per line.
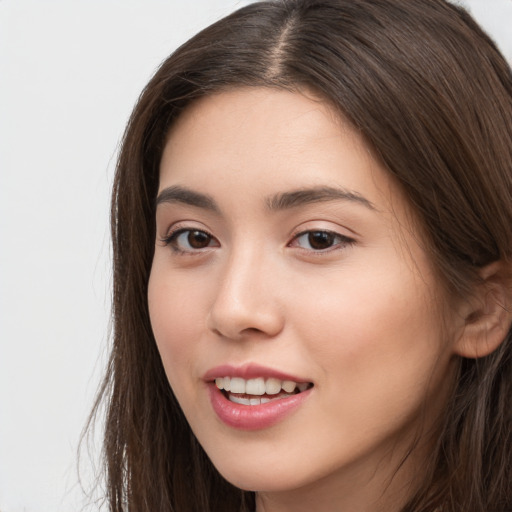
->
[220, 470, 299, 493]
[208, 451, 322, 493]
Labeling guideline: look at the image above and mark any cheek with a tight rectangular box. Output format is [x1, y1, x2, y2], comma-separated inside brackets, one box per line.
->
[147, 266, 208, 391]
[289, 261, 449, 413]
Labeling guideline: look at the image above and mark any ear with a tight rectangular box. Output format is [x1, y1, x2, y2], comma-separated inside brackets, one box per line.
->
[454, 260, 512, 359]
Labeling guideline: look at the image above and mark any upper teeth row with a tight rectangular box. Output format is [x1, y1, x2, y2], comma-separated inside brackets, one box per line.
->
[215, 376, 308, 395]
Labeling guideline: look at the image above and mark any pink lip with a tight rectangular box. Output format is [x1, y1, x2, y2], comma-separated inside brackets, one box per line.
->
[203, 363, 313, 431]
[207, 383, 312, 431]
[203, 363, 309, 383]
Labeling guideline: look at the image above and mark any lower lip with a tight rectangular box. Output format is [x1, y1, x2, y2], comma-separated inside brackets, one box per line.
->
[207, 383, 312, 431]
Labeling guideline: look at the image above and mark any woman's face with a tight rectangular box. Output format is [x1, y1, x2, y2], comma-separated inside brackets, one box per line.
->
[148, 88, 462, 507]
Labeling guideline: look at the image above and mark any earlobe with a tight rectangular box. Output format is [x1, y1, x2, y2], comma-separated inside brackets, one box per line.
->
[454, 260, 512, 359]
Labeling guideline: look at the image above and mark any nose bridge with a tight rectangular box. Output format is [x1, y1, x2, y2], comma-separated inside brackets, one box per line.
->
[208, 242, 283, 340]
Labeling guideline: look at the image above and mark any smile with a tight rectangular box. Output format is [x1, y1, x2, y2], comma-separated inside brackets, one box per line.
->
[205, 365, 314, 430]
[215, 376, 311, 405]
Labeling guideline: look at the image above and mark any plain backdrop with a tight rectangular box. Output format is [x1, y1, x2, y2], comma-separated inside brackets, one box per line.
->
[1, 1, 511, 511]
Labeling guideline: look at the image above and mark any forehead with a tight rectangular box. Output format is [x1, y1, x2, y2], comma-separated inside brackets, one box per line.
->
[160, 87, 391, 202]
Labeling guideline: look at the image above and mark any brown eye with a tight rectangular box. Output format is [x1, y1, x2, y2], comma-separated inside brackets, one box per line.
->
[307, 231, 336, 250]
[291, 230, 354, 252]
[165, 228, 218, 253]
[187, 230, 212, 249]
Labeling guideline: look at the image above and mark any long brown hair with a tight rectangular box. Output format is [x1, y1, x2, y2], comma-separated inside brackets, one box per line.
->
[87, 1, 512, 510]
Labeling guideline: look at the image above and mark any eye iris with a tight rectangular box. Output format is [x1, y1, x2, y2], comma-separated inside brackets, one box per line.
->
[188, 230, 211, 249]
[308, 231, 334, 250]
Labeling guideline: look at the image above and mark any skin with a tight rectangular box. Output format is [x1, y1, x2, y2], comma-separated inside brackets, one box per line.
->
[148, 88, 465, 511]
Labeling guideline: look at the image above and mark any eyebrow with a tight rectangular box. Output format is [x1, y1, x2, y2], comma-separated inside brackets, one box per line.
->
[266, 186, 376, 211]
[156, 185, 220, 213]
[155, 184, 375, 212]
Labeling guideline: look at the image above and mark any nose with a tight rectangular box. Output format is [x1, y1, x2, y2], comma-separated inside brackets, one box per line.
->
[207, 249, 285, 341]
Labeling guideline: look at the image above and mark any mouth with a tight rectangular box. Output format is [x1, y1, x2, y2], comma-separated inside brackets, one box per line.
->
[214, 376, 314, 406]
[204, 364, 314, 429]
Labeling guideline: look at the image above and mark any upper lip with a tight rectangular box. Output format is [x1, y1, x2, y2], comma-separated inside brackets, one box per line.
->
[203, 363, 311, 383]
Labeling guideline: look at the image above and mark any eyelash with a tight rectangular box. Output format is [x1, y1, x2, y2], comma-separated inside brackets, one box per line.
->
[161, 227, 218, 255]
[288, 229, 355, 254]
[161, 228, 355, 255]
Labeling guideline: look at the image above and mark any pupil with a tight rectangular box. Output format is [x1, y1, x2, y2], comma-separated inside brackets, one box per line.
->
[308, 231, 333, 250]
[188, 231, 210, 248]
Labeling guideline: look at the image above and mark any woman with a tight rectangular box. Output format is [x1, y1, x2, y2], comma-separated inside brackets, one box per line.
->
[89, 0, 512, 510]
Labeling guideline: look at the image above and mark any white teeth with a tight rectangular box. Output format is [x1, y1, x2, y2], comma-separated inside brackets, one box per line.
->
[229, 377, 245, 394]
[265, 377, 282, 395]
[282, 380, 297, 393]
[215, 376, 311, 396]
[230, 395, 251, 405]
[228, 394, 294, 405]
[246, 378, 266, 395]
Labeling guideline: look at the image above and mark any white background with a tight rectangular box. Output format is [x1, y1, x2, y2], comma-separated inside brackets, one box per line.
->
[1, 1, 511, 511]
